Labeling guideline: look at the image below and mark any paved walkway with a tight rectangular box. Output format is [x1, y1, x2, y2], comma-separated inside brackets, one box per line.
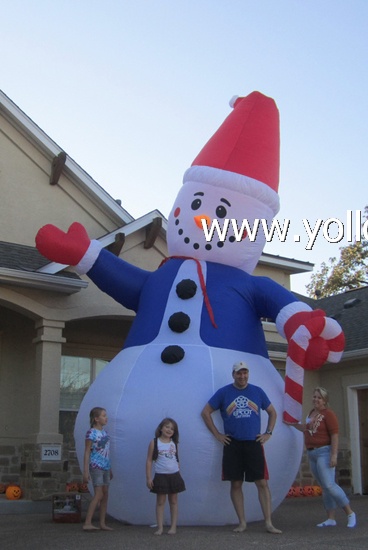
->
[0, 495, 367, 550]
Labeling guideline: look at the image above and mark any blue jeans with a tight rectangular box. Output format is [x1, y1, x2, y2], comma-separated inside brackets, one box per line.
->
[307, 445, 349, 511]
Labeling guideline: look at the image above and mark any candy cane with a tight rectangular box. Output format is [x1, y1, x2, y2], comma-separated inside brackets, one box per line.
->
[283, 316, 345, 423]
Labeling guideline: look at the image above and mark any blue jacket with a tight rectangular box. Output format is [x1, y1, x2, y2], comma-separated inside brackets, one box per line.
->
[88, 251, 298, 358]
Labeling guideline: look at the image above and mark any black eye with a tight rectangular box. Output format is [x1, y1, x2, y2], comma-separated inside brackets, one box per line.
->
[216, 205, 227, 218]
[191, 198, 202, 210]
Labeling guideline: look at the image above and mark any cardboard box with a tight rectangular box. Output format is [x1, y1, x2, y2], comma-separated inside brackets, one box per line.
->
[52, 492, 82, 523]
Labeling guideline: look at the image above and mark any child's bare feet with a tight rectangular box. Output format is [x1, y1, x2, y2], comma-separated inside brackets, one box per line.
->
[154, 528, 163, 535]
[233, 522, 247, 532]
[83, 524, 100, 531]
[266, 523, 282, 534]
[100, 524, 114, 531]
[168, 528, 177, 535]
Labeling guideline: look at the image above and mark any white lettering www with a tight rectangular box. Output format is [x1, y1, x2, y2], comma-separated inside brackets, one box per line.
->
[202, 218, 291, 243]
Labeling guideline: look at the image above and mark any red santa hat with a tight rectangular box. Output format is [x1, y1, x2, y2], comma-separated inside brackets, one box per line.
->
[183, 91, 280, 215]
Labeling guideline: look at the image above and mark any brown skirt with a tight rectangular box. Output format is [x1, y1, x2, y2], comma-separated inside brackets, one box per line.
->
[150, 471, 186, 494]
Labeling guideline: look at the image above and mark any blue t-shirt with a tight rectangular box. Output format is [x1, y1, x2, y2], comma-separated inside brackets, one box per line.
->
[85, 428, 111, 470]
[208, 383, 271, 440]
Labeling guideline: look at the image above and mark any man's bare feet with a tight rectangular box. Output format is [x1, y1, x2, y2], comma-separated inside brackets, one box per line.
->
[83, 524, 100, 531]
[233, 523, 247, 532]
[266, 524, 282, 534]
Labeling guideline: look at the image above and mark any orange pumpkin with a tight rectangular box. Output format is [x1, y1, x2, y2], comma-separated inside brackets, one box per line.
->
[5, 485, 22, 500]
[303, 485, 314, 496]
[66, 482, 79, 492]
[313, 485, 323, 496]
[288, 486, 298, 497]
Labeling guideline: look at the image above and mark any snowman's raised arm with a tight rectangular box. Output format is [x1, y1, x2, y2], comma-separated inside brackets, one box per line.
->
[87, 248, 150, 311]
[276, 302, 345, 423]
[36, 222, 151, 311]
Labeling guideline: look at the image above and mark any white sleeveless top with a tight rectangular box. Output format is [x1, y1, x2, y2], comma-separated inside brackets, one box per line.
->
[154, 439, 179, 474]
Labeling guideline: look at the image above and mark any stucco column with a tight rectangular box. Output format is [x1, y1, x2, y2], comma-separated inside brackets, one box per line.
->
[31, 319, 66, 444]
[19, 319, 68, 499]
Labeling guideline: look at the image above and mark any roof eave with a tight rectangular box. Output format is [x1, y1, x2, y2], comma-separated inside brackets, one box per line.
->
[340, 348, 368, 361]
[0, 267, 88, 295]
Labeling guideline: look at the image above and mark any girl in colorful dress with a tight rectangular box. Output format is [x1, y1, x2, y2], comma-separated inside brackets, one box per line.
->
[83, 407, 113, 531]
[146, 417, 186, 535]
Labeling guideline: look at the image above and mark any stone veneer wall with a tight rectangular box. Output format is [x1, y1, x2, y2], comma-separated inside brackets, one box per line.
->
[0, 444, 81, 499]
[19, 443, 69, 499]
[0, 445, 21, 487]
[67, 449, 83, 483]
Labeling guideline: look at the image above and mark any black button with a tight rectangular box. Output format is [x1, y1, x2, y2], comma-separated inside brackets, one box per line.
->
[161, 345, 185, 364]
[176, 279, 197, 299]
[168, 312, 191, 333]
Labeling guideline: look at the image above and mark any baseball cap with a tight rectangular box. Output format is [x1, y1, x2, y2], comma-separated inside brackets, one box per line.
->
[232, 361, 249, 372]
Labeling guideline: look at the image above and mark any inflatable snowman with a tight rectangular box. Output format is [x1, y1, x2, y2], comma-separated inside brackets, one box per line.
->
[36, 91, 344, 525]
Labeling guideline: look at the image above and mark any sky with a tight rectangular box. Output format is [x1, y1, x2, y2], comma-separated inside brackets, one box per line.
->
[2, 0, 367, 294]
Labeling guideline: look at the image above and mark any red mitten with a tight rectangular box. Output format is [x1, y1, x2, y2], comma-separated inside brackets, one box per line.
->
[36, 222, 91, 266]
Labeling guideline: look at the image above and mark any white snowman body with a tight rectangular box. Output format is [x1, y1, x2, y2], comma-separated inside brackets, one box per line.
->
[74, 180, 303, 525]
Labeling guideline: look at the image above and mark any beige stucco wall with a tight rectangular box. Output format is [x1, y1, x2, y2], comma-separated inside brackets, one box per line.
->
[0, 111, 125, 246]
[320, 358, 368, 444]
[0, 309, 38, 442]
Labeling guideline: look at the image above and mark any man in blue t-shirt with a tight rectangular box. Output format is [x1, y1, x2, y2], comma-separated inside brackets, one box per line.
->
[201, 361, 281, 534]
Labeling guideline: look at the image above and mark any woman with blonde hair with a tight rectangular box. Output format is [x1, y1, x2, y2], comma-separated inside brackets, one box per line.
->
[285, 387, 356, 528]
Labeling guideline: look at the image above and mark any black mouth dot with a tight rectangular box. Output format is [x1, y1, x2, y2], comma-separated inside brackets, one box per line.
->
[217, 242, 224, 248]
[193, 243, 199, 249]
[175, 219, 179, 225]
[184, 237, 190, 243]
[229, 236, 235, 242]
[205, 244, 212, 250]
[178, 229, 183, 235]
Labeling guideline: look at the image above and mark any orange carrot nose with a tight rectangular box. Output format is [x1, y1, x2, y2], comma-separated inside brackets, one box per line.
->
[194, 214, 211, 229]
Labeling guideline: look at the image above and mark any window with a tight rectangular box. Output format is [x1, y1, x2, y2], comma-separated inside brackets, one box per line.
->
[60, 356, 107, 410]
[59, 355, 108, 448]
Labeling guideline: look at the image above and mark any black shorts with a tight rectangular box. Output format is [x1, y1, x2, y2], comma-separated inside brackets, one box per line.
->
[222, 439, 269, 482]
